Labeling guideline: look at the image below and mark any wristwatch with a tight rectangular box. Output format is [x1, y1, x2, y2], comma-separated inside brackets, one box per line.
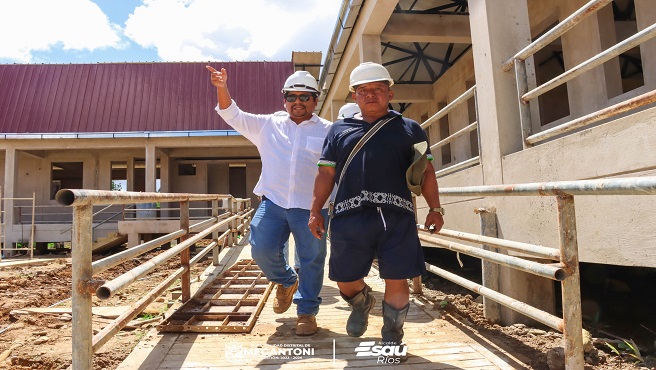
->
[428, 207, 445, 215]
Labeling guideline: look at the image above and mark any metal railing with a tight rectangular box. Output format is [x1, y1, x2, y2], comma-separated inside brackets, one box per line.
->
[55, 189, 253, 370]
[502, 0, 656, 148]
[0, 192, 35, 261]
[15, 202, 229, 224]
[419, 86, 480, 178]
[417, 176, 656, 370]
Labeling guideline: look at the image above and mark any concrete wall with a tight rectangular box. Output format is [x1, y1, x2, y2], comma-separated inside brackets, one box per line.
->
[393, 0, 656, 269]
[314, 0, 655, 325]
[0, 135, 259, 247]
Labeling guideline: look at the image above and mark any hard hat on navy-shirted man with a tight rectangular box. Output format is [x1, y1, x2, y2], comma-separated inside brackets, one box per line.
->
[348, 62, 394, 92]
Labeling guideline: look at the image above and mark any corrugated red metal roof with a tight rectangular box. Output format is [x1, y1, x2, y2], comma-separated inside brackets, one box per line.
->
[0, 62, 294, 133]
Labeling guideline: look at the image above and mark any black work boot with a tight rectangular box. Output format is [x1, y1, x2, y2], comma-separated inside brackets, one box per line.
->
[381, 301, 410, 362]
[341, 284, 376, 337]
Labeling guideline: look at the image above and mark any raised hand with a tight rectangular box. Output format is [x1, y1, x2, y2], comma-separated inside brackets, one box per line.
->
[206, 66, 227, 88]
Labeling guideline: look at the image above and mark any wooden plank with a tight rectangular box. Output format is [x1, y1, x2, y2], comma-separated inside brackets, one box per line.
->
[10, 305, 131, 318]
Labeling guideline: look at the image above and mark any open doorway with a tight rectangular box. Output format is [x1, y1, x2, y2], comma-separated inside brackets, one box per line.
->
[51, 162, 83, 199]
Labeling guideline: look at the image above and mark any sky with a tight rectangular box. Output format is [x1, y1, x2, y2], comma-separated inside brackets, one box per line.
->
[0, 0, 343, 64]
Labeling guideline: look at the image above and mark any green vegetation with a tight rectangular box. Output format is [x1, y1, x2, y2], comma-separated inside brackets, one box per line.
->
[138, 312, 157, 320]
[111, 181, 123, 191]
[604, 339, 645, 365]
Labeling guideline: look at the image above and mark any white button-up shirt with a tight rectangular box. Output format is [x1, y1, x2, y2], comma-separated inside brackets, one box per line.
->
[216, 100, 332, 210]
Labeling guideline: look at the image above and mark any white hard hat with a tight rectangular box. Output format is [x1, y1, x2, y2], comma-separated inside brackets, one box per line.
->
[338, 103, 360, 118]
[281, 71, 319, 94]
[349, 62, 394, 92]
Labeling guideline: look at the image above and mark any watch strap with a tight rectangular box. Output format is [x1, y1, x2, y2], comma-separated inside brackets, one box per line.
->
[428, 207, 444, 215]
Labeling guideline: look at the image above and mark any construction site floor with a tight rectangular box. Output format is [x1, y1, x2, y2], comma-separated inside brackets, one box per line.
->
[116, 240, 529, 369]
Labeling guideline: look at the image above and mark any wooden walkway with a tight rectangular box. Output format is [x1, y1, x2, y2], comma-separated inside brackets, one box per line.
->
[117, 241, 529, 369]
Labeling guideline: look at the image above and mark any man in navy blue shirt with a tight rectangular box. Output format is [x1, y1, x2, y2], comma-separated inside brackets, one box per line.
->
[308, 62, 444, 357]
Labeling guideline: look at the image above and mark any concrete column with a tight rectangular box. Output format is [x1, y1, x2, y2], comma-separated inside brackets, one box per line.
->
[478, 208, 500, 324]
[360, 34, 382, 63]
[636, 0, 656, 88]
[98, 159, 111, 190]
[447, 79, 472, 162]
[145, 144, 156, 193]
[597, 4, 623, 98]
[434, 102, 447, 170]
[559, 0, 620, 116]
[469, 0, 530, 179]
[3, 147, 17, 247]
[82, 158, 96, 189]
[469, 0, 554, 325]
[126, 159, 134, 192]
[159, 152, 170, 193]
[158, 152, 170, 219]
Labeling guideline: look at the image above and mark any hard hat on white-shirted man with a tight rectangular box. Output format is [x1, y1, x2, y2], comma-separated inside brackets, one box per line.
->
[281, 71, 320, 94]
[338, 103, 361, 119]
[348, 62, 394, 92]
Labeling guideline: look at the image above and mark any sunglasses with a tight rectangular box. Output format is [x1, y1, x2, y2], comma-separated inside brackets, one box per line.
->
[284, 94, 313, 103]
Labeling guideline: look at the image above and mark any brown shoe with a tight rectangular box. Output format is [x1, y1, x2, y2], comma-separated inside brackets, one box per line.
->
[296, 314, 317, 336]
[273, 279, 298, 314]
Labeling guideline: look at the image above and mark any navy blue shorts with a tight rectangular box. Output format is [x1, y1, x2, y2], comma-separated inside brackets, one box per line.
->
[328, 206, 426, 282]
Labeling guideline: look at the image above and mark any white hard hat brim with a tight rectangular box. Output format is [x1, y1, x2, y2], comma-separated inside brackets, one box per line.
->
[281, 86, 319, 93]
[349, 78, 394, 92]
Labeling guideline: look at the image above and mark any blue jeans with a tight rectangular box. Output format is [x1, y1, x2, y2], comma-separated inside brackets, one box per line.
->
[283, 240, 300, 269]
[249, 198, 328, 316]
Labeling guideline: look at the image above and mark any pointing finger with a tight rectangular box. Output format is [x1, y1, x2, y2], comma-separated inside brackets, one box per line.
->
[206, 65, 218, 73]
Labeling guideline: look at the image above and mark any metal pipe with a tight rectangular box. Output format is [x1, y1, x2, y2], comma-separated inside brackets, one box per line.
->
[228, 199, 235, 247]
[474, 89, 482, 158]
[93, 264, 187, 352]
[425, 263, 563, 331]
[420, 86, 476, 130]
[92, 228, 230, 352]
[526, 89, 656, 144]
[523, 23, 656, 102]
[418, 233, 567, 281]
[429, 227, 560, 260]
[95, 216, 235, 300]
[29, 192, 35, 260]
[515, 59, 533, 149]
[71, 205, 93, 370]
[56, 189, 230, 207]
[212, 199, 220, 266]
[501, 0, 613, 71]
[0, 187, 3, 262]
[237, 208, 254, 220]
[439, 176, 656, 197]
[92, 229, 187, 275]
[429, 122, 478, 151]
[180, 201, 191, 302]
[557, 195, 585, 369]
[189, 216, 221, 233]
[435, 156, 480, 178]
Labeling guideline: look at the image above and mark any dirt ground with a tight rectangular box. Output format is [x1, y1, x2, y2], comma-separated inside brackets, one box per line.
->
[421, 274, 656, 370]
[0, 249, 654, 370]
[0, 248, 214, 370]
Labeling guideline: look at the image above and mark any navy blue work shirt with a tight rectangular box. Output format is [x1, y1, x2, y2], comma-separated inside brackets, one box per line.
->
[318, 111, 433, 218]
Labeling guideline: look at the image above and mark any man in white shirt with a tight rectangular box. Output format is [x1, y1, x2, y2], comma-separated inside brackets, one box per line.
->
[207, 66, 331, 336]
